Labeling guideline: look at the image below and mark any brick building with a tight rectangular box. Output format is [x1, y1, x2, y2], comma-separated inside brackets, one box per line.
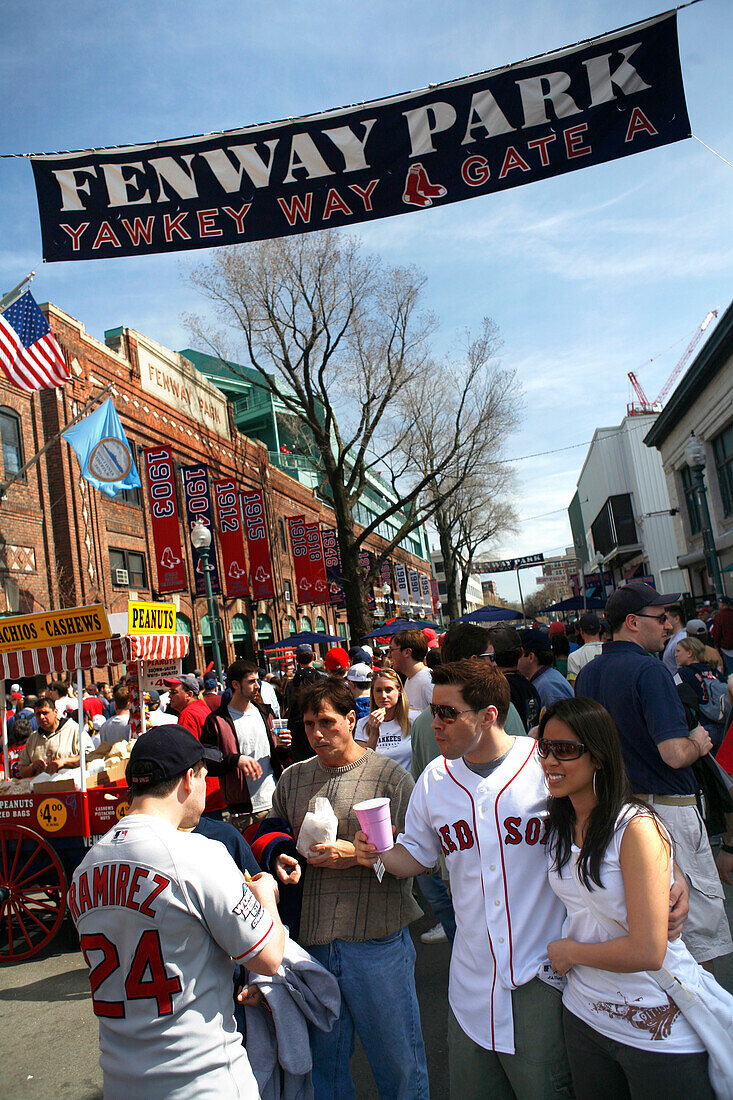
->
[0, 302, 433, 679]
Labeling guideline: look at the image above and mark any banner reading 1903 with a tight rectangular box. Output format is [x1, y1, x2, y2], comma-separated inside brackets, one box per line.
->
[31, 12, 688, 262]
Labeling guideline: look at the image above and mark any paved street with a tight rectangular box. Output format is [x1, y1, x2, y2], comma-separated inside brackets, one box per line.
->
[1, 888, 730, 1099]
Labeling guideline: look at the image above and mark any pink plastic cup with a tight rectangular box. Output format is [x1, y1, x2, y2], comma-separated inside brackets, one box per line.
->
[354, 797, 393, 852]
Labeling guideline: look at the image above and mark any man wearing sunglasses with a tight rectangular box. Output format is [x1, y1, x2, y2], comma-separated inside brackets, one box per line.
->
[356, 659, 575, 1099]
[576, 580, 732, 968]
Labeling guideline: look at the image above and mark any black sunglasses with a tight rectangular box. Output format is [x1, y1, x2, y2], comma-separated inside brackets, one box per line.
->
[536, 739, 589, 761]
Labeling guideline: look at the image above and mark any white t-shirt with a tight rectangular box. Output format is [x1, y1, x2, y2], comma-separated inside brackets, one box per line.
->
[228, 705, 276, 812]
[404, 666, 433, 712]
[566, 641, 603, 680]
[548, 807, 705, 1053]
[71, 814, 276, 1099]
[354, 714, 412, 770]
[258, 679, 281, 718]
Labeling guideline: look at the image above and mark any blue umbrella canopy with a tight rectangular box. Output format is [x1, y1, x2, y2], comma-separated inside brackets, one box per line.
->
[451, 605, 522, 623]
[362, 618, 440, 639]
[262, 630, 342, 650]
[539, 596, 606, 613]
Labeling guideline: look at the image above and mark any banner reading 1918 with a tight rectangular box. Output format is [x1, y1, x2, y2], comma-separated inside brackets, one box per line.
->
[31, 12, 689, 263]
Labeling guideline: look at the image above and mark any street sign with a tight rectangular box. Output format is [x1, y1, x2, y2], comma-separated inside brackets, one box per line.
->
[471, 554, 544, 574]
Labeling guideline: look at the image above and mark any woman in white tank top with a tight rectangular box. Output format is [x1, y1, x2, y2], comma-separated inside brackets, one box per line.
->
[537, 696, 716, 1100]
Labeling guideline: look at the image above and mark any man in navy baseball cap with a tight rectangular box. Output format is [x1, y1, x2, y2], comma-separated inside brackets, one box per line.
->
[127, 725, 222, 787]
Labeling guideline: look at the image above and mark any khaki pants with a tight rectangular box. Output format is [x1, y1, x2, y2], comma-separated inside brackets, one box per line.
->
[448, 978, 573, 1100]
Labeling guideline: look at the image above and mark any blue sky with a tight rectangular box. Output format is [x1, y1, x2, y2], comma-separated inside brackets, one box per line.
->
[1, 0, 731, 602]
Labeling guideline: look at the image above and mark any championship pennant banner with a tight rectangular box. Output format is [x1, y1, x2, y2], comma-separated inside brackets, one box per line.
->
[241, 489, 275, 599]
[288, 514, 313, 604]
[32, 13, 689, 262]
[213, 478, 249, 598]
[322, 527, 345, 607]
[180, 463, 221, 596]
[305, 522, 330, 604]
[394, 562, 410, 609]
[142, 445, 187, 594]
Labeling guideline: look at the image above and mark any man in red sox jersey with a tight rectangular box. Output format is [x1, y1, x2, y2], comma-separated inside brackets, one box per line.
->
[72, 725, 285, 1100]
[356, 661, 688, 1100]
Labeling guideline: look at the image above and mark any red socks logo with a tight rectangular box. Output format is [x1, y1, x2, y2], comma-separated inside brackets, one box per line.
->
[402, 163, 447, 208]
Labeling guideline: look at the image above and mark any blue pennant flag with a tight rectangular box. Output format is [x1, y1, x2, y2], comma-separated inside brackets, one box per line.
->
[62, 397, 141, 498]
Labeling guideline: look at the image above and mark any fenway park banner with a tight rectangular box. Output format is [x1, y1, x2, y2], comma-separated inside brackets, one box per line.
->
[241, 489, 275, 599]
[32, 13, 688, 262]
[142, 445, 187, 594]
[213, 478, 250, 598]
[180, 463, 221, 596]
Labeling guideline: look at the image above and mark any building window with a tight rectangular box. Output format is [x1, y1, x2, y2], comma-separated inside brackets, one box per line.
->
[110, 548, 148, 588]
[287, 616, 297, 635]
[316, 615, 326, 633]
[300, 615, 312, 632]
[278, 518, 287, 552]
[0, 409, 23, 478]
[284, 579, 293, 602]
[680, 466, 702, 536]
[713, 422, 733, 517]
[256, 613, 273, 643]
[117, 442, 142, 505]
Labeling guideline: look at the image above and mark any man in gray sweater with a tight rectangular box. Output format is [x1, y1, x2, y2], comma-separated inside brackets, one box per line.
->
[272, 677, 429, 1100]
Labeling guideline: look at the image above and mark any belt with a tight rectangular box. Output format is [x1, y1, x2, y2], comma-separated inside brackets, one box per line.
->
[635, 793, 697, 807]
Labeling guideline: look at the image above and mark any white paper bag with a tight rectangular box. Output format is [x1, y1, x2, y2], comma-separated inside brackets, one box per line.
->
[296, 796, 338, 856]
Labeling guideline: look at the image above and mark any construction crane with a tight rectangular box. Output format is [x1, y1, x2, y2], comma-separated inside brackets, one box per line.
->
[627, 310, 718, 417]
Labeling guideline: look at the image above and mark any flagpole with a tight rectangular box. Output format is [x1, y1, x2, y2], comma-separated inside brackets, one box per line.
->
[0, 272, 35, 314]
[0, 383, 114, 501]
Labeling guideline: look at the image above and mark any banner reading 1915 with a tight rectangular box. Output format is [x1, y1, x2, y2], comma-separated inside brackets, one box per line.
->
[31, 12, 688, 263]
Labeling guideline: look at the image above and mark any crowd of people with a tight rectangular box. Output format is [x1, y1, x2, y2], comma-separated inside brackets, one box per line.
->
[22, 584, 733, 1098]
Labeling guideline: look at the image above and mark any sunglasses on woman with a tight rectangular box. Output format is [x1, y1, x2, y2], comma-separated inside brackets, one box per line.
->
[536, 739, 589, 761]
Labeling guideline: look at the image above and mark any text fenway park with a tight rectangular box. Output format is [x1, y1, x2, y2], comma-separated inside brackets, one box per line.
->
[31, 13, 689, 262]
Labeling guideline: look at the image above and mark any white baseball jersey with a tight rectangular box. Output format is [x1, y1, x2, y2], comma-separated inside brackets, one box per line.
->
[398, 738, 565, 1054]
[71, 813, 276, 1099]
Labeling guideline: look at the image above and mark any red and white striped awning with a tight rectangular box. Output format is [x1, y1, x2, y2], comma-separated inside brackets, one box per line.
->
[0, 633, 189, 680]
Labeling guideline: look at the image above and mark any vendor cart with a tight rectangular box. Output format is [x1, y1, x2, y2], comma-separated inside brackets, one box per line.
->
[0, 628, 188, 962]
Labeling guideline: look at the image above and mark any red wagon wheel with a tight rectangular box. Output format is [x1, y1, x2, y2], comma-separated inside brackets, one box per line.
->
[0, 824, 67, 963]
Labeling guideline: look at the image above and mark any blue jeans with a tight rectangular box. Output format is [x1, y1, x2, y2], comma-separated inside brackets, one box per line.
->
[417, 870, 456, 943]
[307, 928, 430, 1100]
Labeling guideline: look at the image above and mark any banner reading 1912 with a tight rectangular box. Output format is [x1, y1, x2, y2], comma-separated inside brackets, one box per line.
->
[31, 12, 688, 263]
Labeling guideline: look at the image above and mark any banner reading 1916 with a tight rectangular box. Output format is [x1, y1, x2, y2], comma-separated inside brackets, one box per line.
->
[31, 12, 688, 263]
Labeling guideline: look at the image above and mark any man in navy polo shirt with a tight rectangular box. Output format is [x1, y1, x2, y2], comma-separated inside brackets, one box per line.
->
[576, 580, 732, 965]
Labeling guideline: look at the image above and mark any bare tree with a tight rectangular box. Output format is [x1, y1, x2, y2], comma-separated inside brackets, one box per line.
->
[523, 584, 555, 621]
[185, 233, 517, 640]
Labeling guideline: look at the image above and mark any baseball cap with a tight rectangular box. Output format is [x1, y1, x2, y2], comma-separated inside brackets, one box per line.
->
[350, 646, 373, 666]
[324, 646, 350, 671]
[163, 674, 200, 694]
[547, 622, 565, 636]
[347, 662, 373, 684]
[203, 676, 218, 691]
[579, 612, 601, 634]
[295, 643, 313, 658]
[422, 628, 439, 649]
[91, 714, 107, 731]
[518, 628, 552, 655]
[10, 683, 21, 693]
[604, 581, 681, 624]
[145, 689, 161, 704]
[685, 618, 707, 637]
[126, 725, 222, 786]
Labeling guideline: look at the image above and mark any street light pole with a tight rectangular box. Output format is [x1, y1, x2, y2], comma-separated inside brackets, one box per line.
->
[381, 582, 394, 620]
[684, 432, 724, 600]
[190, 519, 224, 683]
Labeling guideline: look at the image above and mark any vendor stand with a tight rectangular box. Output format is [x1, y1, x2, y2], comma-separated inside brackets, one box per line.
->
[0, 603, 187, 962]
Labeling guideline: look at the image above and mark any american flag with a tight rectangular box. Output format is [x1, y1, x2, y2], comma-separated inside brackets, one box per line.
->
[0, 290, 69, 391]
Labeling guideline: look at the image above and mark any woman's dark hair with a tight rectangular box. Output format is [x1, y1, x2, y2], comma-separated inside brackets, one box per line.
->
[550, 634, 570, 659]
[540, 697, 668, 889]
[9, 717, 32, 746]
